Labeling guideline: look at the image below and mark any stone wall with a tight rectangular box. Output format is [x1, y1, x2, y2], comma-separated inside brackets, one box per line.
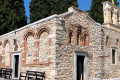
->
[101, 26, 120, 79]
[0, 6, 120, 80]
[55, 7, 103, 80]
[55, 7, 120, 80]
[0, 16, 58, 80]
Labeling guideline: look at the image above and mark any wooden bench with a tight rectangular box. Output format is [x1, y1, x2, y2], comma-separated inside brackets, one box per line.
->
[0, 68, 12, 79]
[0, 68, 2, 77]
[27, 71, 45, 80]
[20, 72, 27, 80]
[19, 71, 45, 80]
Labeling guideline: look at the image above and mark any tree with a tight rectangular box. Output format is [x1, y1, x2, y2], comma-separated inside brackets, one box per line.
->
[30, 0, 78, 23]
[0, 0, 8, 34]
[89, 0, 119, 24]
[114, 0, 119, 6]
[0, 0, 27, 35]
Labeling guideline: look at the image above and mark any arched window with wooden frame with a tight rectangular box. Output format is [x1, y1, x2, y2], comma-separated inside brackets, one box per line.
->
[106, 36, 110, 47]
[83, 32, 89, 46]
[77, 32, 80, 45]
[84, 34, 87, 46]
[77, 26, 82, 45]
[68, 30, 74, 44]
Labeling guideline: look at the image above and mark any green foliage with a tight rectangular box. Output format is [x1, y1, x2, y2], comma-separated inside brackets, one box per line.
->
[89, 0, 119, 24]
[30, 0, 78, 23]
[0, 0, 27, 35]
[114, 0, 119, 6]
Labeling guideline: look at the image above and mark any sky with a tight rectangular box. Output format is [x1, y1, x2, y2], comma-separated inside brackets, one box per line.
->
[24, 0, 120, 23]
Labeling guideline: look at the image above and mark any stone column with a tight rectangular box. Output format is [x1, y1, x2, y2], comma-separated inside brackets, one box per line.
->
[112, 8, 118, 26]
[103, 3, 112, 24]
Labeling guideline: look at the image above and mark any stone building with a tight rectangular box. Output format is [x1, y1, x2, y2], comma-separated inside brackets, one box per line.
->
[0, 1, 120, 80]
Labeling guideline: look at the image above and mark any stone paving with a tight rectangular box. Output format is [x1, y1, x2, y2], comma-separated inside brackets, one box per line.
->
[0, 78, 18, 80]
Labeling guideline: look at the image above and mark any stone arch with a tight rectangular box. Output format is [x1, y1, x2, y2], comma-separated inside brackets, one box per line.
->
[68, 24, 83, 44]
[23, 30, 36, 64]
[3, 39, 10, 67]
[83, 31, 89, 36]
[36, 26, 52, 64]
[38, 29, 50, 63]
[82, 31, 89, 46]
[23, 30, 36, 41]
[67, 24, 76, 33]
[67, 24, 76, 44]
[3, 39, 10, 48]
[37, 26, 50, 38]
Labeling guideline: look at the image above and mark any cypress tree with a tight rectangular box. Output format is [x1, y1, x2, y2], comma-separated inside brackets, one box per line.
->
[30, 0, 78, 23]
[114, 0, 119, 6]
[0, 0, 27, 35]
[0, 0, 8, 34]
[30, 0, 49, 23]
[89, 0, 119, 24]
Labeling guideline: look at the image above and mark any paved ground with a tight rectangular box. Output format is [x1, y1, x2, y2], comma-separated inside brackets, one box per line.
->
[0, 78, 19, 80]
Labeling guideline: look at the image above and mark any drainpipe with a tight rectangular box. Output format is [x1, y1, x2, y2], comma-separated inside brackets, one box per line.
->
[100, 25, 105, 79]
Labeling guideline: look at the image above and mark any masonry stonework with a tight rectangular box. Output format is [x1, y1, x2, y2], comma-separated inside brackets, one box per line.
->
[0, 1, 120, 80]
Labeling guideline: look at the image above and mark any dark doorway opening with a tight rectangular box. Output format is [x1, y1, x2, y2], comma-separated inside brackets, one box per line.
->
[77, 56, 85, 80]
[14, 55, 19, 78]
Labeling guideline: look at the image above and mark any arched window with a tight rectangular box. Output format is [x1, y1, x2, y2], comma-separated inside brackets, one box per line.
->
[77, 33, 80, 45]
[111, 11, 113, 23]
[83, 32, 89, 46]
[77, 26, 82, 45]
[26, 34, 35, 64]
[68, 30, 74, 44]
[106, 36, 109, 47]
[24, 30, 35, 64]
[39, 31, 49, 63]
[4, 40, 10, 66]
[84, 34, 86, 46]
